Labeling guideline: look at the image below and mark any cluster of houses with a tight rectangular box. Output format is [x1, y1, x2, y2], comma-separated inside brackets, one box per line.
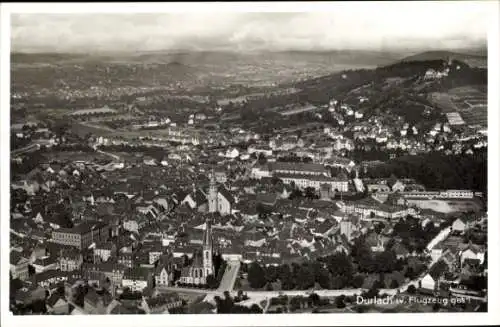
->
[419, 214, 487, 296]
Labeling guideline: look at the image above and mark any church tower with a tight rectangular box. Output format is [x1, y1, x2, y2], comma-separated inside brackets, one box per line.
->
[202, 218, 214, 277]
[208, 169, 218, 213]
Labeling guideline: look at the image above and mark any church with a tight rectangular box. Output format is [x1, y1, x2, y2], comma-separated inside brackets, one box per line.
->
[180, 170, 235, 216]
[178, 219, 215, 285]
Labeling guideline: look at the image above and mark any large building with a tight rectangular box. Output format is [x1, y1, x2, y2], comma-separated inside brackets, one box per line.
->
[341, 197, 411, 220]
[251, 162, 330, 179]
[179, 219, 214, 285]
[276, 173, 349, 192]
[207, 170, 234, 216]
[269, 162, 330, 177]
[250, 161, 348, 191]
[51, 221, 110, 250]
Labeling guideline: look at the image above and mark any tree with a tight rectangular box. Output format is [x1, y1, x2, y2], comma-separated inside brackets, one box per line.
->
[278, 264, 294, 290]
[315, 265, 331, 289]
[324, 252, 354, 281]
[250, 304, 263, 313]
[296, 264, 315, 289]
[248, 262, 267, 289]
[405, 266, 416, 280]
[390, 279, 400, 289]
[30, 299, 47, 314]
[363, 285, 380, 298]
[265, 265, 279, 283]
[335, 295, 346, 309]
[304, 187, 317, 200]
[10, 277, 23, 298]
[290, 296, 302, 312]
[308, 293, 320, 306]
[352, 274, 365, 288]
[375, 250, 397, 273]
[406, 284, 417, 294]
[207, 274, 218, 289]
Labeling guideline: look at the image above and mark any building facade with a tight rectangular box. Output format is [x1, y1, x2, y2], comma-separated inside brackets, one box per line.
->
[51, 221, 110, 250]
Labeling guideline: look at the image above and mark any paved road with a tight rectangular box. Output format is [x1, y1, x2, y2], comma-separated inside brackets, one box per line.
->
[263, 298, 271, 313]
[217, 260, 241, 292]
[11, 143, 40, 156]
[157, 286, 219, 296]
[96, 149, 121, 161]
[79, 121, 116, 132]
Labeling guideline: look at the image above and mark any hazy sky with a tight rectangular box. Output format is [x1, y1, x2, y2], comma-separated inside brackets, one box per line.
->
[10, 2, 491, 53]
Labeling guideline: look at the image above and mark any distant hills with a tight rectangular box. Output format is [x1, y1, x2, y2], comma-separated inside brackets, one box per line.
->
[399, 50, 487, 68]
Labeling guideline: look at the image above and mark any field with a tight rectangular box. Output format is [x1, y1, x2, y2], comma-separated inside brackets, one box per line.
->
[428, 93, 458, 113]
[428, 86, 487, 127]
[42, 150, 111, 162]
[460, 108, 487, 127]
[406, 198, 484, 214]
[69, 122, 115, 137]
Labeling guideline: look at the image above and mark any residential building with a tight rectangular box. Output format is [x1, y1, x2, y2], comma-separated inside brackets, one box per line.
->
[10, 251, 29, 281]
[51, 221, 110, 250]
[59, 249, 83, 272]
[94, 242, 117, 263]
[122, 267, 152, 292]
[154, 253, 176, 287]
[276, 173, 349, 192]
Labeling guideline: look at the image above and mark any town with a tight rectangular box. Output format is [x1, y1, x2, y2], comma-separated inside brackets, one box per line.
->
[8, 9, 489, 317]
[10, 78, 487, 315]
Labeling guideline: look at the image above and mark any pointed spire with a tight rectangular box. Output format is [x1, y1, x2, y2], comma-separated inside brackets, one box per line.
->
[203, 217, 213, 249]
[210, 168, 216, 184]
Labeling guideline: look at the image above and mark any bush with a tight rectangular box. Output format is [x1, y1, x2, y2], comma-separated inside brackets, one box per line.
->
[390, 279, 399, 289]
[308, 293, 320, 306]
[335, 295, 346, 309]
[407, 285, 417, 294]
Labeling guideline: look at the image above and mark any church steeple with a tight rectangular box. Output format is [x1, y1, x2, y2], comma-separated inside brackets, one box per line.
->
[203, 218, 213, 249]
[208, 169, 218, 213]
[202, 218, 214, 276]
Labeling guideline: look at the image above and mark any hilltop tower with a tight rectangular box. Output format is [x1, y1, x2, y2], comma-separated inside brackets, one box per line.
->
[202, 218, 214, 277]
[208, 169, 218, 213]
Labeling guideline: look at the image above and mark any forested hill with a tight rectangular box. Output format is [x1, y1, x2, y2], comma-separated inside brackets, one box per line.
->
[290, 59, 486, 102]
[365, 149, 487, 195]
[399, 51, 487, 67]
[241, 58, 486, 112]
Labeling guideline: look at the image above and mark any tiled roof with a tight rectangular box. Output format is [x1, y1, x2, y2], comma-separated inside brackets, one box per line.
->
[46, 292, 66, 307]
[124, 267, 151, 281]
[269, 162, 327, 174]
[218, 186, 235, 204]
[10, 251, 27, 265]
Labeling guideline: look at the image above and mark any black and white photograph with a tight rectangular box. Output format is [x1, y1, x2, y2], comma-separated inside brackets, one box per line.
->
[1, 1, 499, 326]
